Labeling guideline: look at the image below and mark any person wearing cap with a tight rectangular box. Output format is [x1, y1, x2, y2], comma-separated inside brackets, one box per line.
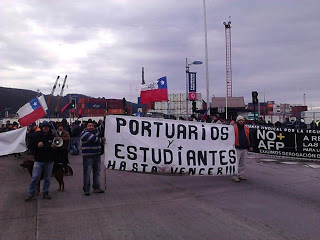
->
[299, 119, 307, 130]
[233, 115, 253, 182]
[25, 121, 57, 201]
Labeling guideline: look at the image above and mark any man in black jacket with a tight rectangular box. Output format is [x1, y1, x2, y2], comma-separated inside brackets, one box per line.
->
[71, 120, 81, 155]
[25, 121, 57, 201]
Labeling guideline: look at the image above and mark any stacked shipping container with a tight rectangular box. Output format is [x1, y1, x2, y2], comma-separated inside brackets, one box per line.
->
[151, 93, 203, 118]
[77, 98, 125, 117]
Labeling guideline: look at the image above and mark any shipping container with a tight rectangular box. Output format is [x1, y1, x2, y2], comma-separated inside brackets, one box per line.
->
[78, 98, 107, 104]
[162, 102, 168, 110]
[196, 100, 203, 110]
[154, 102, 162, 110]
[108, 109, 125, 115]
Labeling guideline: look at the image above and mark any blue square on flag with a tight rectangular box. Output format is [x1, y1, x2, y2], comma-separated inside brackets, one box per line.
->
[29, 98, 41, 110]
[157, 77, 167, 89]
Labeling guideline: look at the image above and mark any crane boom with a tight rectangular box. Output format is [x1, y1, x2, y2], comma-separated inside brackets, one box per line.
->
[55, 75, 68, 114]
[47, 76, 60, 107]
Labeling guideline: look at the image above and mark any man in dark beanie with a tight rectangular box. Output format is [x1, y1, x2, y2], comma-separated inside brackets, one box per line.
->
[25, 121, 57, 201]
[233, 115, 253, 182]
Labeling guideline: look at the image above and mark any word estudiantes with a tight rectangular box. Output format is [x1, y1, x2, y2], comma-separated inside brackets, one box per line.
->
[114, 144, 236, 166]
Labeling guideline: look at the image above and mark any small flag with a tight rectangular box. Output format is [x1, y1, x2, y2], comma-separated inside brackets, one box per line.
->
[61, 102, 72, 113]
[17, 95, 47, 127]
[140, 76, 168, 104]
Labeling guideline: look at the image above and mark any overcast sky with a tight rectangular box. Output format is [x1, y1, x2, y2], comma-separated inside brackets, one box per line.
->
[1, 0, 319, 108]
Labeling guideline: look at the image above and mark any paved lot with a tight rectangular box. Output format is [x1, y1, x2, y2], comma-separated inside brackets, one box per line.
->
[1, 153, 319, 240]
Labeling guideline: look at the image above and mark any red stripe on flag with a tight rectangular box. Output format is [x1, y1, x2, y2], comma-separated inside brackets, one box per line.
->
[140, 89, 168, 104]
[18, 107, 46, 127]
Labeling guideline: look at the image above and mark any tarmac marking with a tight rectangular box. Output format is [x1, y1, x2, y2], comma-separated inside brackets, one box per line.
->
[280, 162, 299, 165]
[260, 159, 278, 162]
[303, 164, 320, 169]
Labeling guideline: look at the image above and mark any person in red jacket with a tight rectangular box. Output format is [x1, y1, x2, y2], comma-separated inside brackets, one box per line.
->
[233, 115, 253, 182]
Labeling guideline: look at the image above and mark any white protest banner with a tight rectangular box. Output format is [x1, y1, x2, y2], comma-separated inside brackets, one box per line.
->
[0, 127, 27, 156]
[104, 116, 238, 176]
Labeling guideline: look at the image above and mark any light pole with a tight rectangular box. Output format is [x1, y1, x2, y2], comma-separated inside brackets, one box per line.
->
[186, 58, 203, 120]
[203, 0, 210, 118]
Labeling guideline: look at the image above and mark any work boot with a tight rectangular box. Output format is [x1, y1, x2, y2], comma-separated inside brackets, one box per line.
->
[93, 188, 105, 193]
[238, 176, 247, 180]
[24, 195, 35, 202]
[232, 176, 240, 182]
[43, 193, 52, 199]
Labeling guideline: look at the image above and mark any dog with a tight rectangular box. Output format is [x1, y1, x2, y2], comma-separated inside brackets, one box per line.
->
[20, 159, 73, 194]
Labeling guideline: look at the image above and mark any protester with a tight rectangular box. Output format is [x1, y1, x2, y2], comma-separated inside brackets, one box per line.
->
[55, 123, 71, 172]
[5, 123, 13, 132]
[310, 119, 316, 130]
[12, 121, 19, 130]
[266, 121, 273, 126]
[229, 120, 235, 126]
[0, 124, 5, 133]
[61, 118, 71, 136]
[274, 121, 282, 127]
[232, 115, 253, 182]
[26, 123, 41, 154]
[71, 120, 81, 155]
[81, 120, 106, 196]
[190, 114, 198, 122]
[25, 121, 57, 201]
[211, 115, 221, 124]
[282, 117, 292, 128]
[293, 119, 300, 130]
[299, 119, 307, 130]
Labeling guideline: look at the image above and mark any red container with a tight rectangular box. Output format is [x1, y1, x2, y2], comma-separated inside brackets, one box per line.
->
[108, 109, 125, 115]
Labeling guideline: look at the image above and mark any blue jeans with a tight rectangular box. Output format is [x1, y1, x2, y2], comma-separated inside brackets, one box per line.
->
[83, 155, 101, 192]
[71, 137, 80, 155]
[28, 161, 54, 196]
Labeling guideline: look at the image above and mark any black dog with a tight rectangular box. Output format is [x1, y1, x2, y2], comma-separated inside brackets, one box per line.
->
[20, 159, 73, 193]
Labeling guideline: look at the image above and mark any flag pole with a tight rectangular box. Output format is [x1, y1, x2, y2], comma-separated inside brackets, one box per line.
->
[200, 107, 210, 122]
[104, 168, 107, 191]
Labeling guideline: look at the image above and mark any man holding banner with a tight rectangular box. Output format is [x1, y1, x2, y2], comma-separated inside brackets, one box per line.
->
[233, 115, 253, 182]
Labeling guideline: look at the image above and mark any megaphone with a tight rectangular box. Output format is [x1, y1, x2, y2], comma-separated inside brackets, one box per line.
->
[53, 137, 63, 147]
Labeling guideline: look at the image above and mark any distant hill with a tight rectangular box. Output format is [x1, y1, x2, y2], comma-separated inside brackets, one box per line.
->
[0, 87, 137, 118]
[0, 86, 88, 118]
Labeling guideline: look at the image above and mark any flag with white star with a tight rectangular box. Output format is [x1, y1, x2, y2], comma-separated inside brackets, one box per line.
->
[17, 95, 48, 127]
[140, 76, 168, 104]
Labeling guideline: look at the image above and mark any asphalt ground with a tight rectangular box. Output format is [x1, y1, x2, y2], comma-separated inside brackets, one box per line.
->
[1, 153, 319, 240]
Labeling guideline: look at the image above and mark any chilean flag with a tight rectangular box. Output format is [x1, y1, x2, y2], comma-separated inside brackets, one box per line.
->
[17, 95, 48, 127]
[140, 76, 168, 104]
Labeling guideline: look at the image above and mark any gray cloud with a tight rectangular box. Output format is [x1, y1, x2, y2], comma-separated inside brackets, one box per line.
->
[0, 0, 319, 108]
